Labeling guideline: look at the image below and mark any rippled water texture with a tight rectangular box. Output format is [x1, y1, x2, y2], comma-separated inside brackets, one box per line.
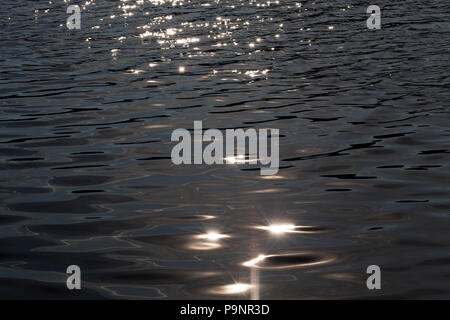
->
[0, 0, 449, 299]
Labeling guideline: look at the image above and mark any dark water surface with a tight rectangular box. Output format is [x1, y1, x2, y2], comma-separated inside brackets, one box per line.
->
[0, 0, 449, 299]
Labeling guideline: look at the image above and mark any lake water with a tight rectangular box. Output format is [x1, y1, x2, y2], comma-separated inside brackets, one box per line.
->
[0, 0, 449, 299]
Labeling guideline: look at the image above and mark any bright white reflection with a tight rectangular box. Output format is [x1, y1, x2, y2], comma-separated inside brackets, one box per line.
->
[224, 154, 246, 164]
[244, 69, 269, 78]
[242, 254, 267, 267]
[189, 231, 229, 251]
[195, 231, 229, 241]
[223, 283, 251, 294]
[178, 66, 186, 73]
[188, 241, 221, 250]
[260, 175, 285, 180]
[224, 154, 259, 164]
[211, 283, 252, 295]
[255, 224, 297, 235]
[243, 252, 336, 270]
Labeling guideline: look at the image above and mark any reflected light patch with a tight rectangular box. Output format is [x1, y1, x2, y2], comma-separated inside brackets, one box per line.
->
[166, 28, 177, 36]
[260, 175, 285, 180]
[126, 69, 144, 74]
[144, 124, 171, 129]
[188, 241, 221, 250]
[200, 215, 216, 220]
[195, 231, 229, 241]
[224, 155, 259, 164]
[210, 283, 252, 295]
[244, 188, 286, 194]
[224, 155, 246, 164]
[242, 252, 336, 270]
[256, 224, 297, 235]
[242, 254, 267, 267]
[189, 230, 229, 251]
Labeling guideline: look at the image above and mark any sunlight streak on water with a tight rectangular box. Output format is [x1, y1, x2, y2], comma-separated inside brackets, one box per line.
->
[255, 224, 297, 235]
[210, 283, 252, 295]
[188, 231, 230, 251]
[195, 231, 229, 241]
